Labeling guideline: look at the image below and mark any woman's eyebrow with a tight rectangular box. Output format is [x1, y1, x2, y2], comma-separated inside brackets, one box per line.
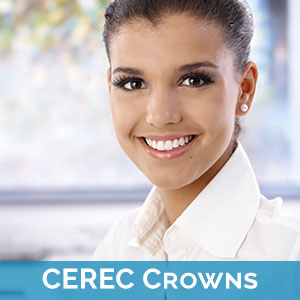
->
[113, 67, 143, 75]
[177, 61, 218, 73]
[112, 61, 218, 76]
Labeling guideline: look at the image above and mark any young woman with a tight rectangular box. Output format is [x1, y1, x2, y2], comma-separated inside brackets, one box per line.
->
[93, 0, 300, 261]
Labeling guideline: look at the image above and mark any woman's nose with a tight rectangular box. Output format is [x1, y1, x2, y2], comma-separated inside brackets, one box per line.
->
[146, 88, 181, 128]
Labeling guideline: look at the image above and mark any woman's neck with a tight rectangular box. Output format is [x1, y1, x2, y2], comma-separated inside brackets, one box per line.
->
[160, 142, 235, 225]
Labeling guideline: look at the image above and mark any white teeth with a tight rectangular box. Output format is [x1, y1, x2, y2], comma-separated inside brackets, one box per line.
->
[145, 136, 195, 152]
[173, 139, 179, 148]
[165, 140, 173, 151]
[147, 138, 152, 146]
[179, 137, 185, 146]
[157, 141, 165, 151]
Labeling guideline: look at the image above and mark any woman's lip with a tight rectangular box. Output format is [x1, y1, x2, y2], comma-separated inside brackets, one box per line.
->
[138, 135, 199, 160]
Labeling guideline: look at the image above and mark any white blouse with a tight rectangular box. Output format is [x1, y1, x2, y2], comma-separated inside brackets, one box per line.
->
[93, 143, 300, 261]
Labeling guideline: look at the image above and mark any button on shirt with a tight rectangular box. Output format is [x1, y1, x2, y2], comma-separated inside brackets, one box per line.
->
[92, 143, 300, 261]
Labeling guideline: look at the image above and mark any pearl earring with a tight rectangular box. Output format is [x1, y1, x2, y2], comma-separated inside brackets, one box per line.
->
[240, 104, 248, 112]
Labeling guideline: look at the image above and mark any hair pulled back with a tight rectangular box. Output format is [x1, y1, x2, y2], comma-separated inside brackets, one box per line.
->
[102, 0, 255, 143]
[103, 0, 254, 73]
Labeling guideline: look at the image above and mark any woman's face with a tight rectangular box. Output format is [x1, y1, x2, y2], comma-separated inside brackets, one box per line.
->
[107, 13, 246, 190]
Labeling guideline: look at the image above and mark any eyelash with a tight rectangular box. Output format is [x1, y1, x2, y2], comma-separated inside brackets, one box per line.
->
[181, 71, 215, 87]
[111, 71, 215, 91]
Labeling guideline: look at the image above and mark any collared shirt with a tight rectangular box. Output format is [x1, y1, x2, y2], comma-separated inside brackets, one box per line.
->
[92, 143, 300, 261]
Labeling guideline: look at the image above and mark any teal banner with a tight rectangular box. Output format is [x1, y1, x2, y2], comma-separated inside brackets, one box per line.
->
[0, 262, 299, 299]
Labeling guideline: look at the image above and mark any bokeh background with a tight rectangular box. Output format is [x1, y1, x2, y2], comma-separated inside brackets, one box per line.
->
[1, 0, 300, 260]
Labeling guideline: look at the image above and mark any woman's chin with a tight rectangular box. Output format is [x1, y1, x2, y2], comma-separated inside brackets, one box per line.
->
[146, 173, 196, 191]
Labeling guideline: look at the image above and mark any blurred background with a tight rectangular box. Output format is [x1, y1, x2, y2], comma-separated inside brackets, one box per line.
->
[0, 0, 300, 260]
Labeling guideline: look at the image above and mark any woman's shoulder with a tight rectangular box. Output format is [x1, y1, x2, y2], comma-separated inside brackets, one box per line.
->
[248, 195, 300, 260]
[257, 195, 300, 229]
[91, 207, 142, 260]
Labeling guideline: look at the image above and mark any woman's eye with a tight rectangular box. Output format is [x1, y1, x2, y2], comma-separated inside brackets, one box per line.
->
[181, 76, 204, 87]
[180, 73, 214, 88]
[123, 80, 145, 90]
[111, 77, 146, 91]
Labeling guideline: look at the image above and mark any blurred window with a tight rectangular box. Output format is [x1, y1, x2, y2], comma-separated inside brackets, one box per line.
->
[0, 0, 299, 192]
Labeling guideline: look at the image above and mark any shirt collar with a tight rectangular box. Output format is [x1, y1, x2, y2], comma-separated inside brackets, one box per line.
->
[129, 185, 169, 259]
[128, 142, 261, 259]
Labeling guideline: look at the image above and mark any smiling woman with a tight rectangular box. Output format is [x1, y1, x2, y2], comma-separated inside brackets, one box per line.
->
[106, 13, 252, 193]
[93, 0, 300, 261]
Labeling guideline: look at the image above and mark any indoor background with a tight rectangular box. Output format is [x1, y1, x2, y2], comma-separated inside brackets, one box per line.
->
[0, 0, 300, 260]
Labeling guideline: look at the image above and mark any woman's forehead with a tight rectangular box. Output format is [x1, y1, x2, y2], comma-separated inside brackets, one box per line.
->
[110, 14, 232, 74]
[111, 13, 224, 47]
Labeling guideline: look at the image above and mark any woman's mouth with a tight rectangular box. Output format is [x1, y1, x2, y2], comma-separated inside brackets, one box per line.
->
[145, 135, 195, 151]
[139, 134, 199, 159]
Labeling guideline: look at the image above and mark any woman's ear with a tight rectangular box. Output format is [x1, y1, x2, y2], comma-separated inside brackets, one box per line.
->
[236, 61, 258, 116]
[107, 67, 111, 95]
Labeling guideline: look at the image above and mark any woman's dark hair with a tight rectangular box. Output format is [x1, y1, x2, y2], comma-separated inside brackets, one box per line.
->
[103, 0, 254, 144]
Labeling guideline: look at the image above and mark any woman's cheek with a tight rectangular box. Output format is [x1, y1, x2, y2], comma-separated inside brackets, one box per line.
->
[110, 99, 127, 139]
[111, 98, 139, 141]
[196, 97, 234, 142]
